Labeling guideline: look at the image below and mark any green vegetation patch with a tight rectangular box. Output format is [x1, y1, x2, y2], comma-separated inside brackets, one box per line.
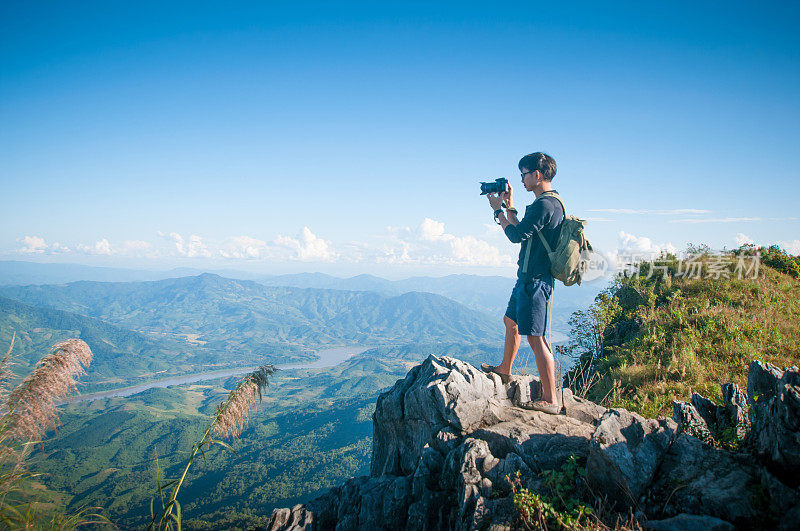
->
[562, 245, 800, 418]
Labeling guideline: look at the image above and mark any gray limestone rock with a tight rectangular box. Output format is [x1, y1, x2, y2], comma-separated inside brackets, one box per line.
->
[266, 504, 315, 531]
[645, 513, 734, 531]
[747, 360, 785, 407]
[690, 392, 719, 426]
[672, 400, 713, 441]
[586, 408, 677, 510]
[472, 411, 594, 473]
[749, 363, 800, 481]
[649, 435, 760, 525]
[673, 383, 750, 444]
[720, 382, 750, 439]
[759, 467, 800, 518]
[265, 356, 800, 531]
[780, 502, 800, 531]
[371, 355, 519, 477]
[560, 387, 607, 425]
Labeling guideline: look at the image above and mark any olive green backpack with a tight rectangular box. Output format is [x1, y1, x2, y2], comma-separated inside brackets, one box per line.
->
[524, 191, 593, 287]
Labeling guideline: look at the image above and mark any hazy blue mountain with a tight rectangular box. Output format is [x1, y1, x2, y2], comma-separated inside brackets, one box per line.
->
[1, 261, 604, 328]
[0, 260, 167, 286]
[0, 260, 265, 286]
[259, 272, 397, 294]
[258, 272, 604, 334]
[0, 274, 499, 353]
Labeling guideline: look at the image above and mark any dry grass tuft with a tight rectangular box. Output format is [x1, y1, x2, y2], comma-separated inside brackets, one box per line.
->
[213, 365, 276, 439]
[4, 339, 93, 442]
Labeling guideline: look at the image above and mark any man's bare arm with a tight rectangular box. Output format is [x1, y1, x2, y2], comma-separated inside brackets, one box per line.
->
[499, 185, 518, 228]
[497, 211, 515, 229]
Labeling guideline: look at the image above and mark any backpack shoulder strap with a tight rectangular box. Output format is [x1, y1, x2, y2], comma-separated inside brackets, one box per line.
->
[534, 191, 565, 254]
[538, 191, 566, 216]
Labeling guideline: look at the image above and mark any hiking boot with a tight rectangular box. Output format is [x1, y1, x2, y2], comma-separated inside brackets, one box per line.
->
[521, 400, 561, 415]
[480, 363, 510, 384]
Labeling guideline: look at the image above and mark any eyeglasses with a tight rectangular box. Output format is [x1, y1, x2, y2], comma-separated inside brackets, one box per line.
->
[520, 170, 536, 179]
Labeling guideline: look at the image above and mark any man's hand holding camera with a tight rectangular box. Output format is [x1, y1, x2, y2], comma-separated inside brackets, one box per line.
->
[487, 184, 517, 228]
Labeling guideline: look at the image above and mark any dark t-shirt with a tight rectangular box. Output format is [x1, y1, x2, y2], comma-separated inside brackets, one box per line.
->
[503, 191, 565, 281]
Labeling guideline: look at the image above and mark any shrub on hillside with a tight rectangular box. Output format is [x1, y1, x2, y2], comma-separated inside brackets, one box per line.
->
[756, 244, 800, 279]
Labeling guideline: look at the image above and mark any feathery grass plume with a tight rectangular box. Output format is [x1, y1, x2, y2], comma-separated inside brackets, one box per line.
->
[0, 337, 111, 529]
[0, 333, 26, 500]
[0, 333, 16, 395]
[3, 339, 93, 442]
[213, 365, 275, 439]
[150, 364, 276, 530]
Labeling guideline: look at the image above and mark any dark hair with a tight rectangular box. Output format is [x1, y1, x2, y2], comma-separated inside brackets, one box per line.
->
[518, 152, 556, 181]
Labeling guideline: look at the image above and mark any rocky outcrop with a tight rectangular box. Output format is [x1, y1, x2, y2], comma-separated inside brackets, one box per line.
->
[266, 356, 800, 530]
[672, 382, 750, 443]
[747, 361, 800, 486]
[586, 409, 677, 510]
[644, 513, 733, 531]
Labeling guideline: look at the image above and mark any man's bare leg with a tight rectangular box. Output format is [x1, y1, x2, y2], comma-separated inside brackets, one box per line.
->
[497, 315, 521, 375]
[528, 335, 557, 404]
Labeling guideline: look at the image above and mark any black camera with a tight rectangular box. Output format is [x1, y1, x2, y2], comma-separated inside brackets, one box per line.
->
[479, 178, 508, 196]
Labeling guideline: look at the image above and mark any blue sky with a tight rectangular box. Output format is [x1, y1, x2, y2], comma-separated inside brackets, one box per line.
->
[1, 1, 798, 277]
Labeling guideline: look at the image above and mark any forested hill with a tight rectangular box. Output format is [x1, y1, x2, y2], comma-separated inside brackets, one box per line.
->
[0, 295, 206, 390]
[0, 274, 499, 364]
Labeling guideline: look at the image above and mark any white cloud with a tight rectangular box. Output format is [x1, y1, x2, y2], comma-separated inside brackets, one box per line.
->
[482, 222, 505, 237]
[158, 231, 211, 258]
[17, 236, 48, 254]
[418, 218, 448, 241]
[77, 238, 113, 255]
[49, 242, 71, 253]
[734, 233, 755, 247]
[122, 240, 152, 251]
[219, 236, 270, 259]
[16, 236, 70, 254]
[379, 218, 514, 267]
[617, 231, 674, 256]
[778, 240, 800, 255]
[275, 227, 335, 261]
[606, 231, 677, 272]
[669, 217, 761, 224]
[450, 235, 511, 266]
[116, 240, 157, 258]
[588, 208, 711, 215]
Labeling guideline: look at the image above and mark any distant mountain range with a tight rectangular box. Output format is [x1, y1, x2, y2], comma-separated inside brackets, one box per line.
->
[0, 260, 605, 325]
[0, 275, 500, 389]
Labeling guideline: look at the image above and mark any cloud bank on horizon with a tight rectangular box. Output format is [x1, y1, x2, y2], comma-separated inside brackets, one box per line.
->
[13, 221, 516, 268]
[13, 220, 800, 275]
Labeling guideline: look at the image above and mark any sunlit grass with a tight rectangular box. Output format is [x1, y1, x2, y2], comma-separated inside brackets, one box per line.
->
[564, 245, 800, 418]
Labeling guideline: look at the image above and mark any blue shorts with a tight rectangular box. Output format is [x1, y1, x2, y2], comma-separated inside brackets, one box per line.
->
[505, 278, 553, 336]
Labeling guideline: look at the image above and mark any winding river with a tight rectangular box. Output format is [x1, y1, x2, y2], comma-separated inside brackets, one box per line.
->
[62, 346, 371, 405]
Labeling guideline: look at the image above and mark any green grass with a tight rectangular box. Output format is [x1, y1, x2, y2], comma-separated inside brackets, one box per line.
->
[564, 245, 800, 418]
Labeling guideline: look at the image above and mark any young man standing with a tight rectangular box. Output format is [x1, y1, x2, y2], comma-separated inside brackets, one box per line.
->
[483, 152, 564, 415]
